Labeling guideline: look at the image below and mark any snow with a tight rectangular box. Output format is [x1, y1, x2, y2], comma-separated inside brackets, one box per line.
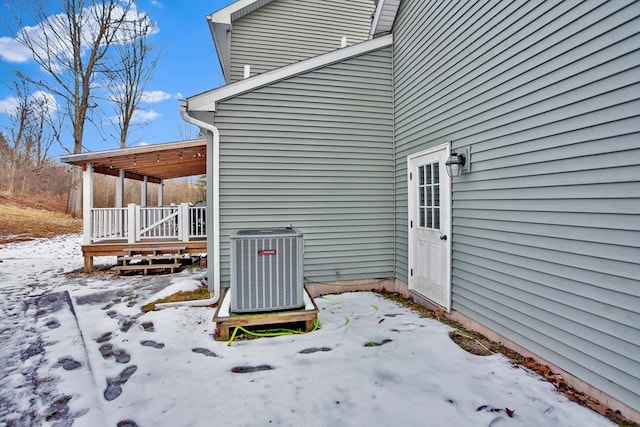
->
[0, 235, 616, 426]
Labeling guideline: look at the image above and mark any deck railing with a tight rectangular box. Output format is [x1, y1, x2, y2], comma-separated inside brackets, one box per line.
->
[189, 205, 206, 238]
[91, 207, 128, 241]
[139, 205, 180, 240]
[88, 203, 206, 243]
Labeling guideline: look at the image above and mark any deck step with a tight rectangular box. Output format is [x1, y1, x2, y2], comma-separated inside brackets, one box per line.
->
[123, 246, 187, 256]
[117, 254, 186, 263]
[111, 263, 182, 275]
[113, 246, 188, 275]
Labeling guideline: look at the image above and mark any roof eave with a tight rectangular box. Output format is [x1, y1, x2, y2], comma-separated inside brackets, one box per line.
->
[208, 20, 231, 82]
[207, 0, 277, 84]
[370, 0, 401, 38]
[60, 139, 206, 164]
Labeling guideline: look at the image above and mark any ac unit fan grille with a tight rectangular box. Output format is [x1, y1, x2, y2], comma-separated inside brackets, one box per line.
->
[230, 229, 303, 313]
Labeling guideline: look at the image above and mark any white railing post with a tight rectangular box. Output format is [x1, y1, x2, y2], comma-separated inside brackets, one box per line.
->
[180, 203, 190, 242]
[127, 203, 137, 243]
[135, 204, 142, 242]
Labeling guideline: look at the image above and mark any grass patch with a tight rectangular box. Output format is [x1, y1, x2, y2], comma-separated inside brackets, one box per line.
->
[0, 200, 81, 244]
[141, 287, 211, 312]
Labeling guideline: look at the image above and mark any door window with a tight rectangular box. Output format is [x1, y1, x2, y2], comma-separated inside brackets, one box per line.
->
[418, 163, 440, 229]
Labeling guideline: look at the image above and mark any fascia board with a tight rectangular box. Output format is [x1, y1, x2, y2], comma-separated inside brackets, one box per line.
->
[187, 34, 393, 112]
[208, 20, 231, 82]
[230, 0, 275, 21]
[370, 0, 401, 37]
[60, 139, 206, 164]
[370, 0, 386, 38]
[207, 0, 258, 25]
[207, 0, 275, 87]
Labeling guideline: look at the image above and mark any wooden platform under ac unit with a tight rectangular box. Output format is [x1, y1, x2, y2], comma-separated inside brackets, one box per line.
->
[212, 287, 319, 341]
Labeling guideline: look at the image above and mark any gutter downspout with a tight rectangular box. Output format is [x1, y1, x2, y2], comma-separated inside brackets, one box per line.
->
[156, 105, 221, 308]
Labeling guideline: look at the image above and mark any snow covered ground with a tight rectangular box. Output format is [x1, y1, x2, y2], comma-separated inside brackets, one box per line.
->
[0, 234, 616, 426]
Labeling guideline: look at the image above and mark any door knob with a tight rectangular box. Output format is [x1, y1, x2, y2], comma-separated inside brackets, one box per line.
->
[440, 234, 447, 241]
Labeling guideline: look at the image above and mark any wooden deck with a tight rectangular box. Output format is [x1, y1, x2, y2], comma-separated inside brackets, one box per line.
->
[82, 240, 206, 273]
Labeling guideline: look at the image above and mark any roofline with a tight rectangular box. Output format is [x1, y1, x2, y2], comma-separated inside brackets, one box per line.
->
[60, 139, 207, 164]
[370, 0, 401, 38]
[370, 0, 385, 38]
[186, 34, 393, 112]
[207, 21, 230, 81]
[207, 0, 262, 25]
[207, 0, 276, 83]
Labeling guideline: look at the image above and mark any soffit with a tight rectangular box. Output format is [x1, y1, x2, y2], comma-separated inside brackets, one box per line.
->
[208, 0, 276, 82]
[60, 139, 207, 183]
[370, 0, 401, 37]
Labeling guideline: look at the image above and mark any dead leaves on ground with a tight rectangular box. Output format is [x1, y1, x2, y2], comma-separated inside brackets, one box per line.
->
[477, 404, 515, 418]
[0, 203, 80, 244]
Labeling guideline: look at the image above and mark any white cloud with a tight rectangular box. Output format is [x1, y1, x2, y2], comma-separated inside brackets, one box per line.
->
[141, 90, 172, 103]
[0, 37, 32, 63]
[8, 4, 158, 67]
[30, 90, 60, 117]
[0, 96, 19, 114]
[0, 91, 58, 118]
[150, 1, 164, 8]
[131, 109, 160, 123]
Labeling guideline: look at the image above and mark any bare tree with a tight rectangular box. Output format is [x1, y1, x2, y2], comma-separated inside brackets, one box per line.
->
[24, 89, 58, 168]
[9, 0, 136, 216]
[0, 78, 58, 194]
[104, 16, 160, 148]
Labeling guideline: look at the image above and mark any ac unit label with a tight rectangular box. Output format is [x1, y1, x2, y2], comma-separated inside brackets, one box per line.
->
[258, 249, 277, 256]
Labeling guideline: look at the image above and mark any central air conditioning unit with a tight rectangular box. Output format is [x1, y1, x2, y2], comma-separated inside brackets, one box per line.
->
[230, 227, 304, 313]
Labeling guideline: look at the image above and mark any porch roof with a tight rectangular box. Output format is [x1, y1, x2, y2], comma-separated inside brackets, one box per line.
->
[60, 139, 207, 183]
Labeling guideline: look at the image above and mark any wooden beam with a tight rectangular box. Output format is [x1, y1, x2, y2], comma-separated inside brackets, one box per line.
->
[92, 165, 162, 184]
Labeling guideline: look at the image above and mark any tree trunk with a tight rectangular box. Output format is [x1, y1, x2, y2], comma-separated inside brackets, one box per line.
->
[66, 166, 83, 217]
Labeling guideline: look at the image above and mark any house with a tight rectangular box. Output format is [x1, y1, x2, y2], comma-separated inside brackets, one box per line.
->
[180, 0, 639, 421]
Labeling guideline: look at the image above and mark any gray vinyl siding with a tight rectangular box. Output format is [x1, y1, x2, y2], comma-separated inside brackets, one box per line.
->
[213, 47, 394, 286]
[229, 0, 375, 82]
[393, 0, 640, 411]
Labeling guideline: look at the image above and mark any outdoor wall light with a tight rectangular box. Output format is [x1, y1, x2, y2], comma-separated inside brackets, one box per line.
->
[445, 146, 470, 177]
[445, 152, 465, 177]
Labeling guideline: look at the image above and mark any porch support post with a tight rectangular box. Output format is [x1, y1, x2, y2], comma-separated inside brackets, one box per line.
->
[82, 163, 94, 245]
[116, 169, 125, 208]
[141, 176, 148, 207]
[127, 203, 138, 243]
[82, 163, 94, 272]
[158, 179, 164, 206]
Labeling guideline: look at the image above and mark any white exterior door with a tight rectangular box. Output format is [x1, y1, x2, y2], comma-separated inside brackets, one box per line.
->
[407, 144, 452, 311]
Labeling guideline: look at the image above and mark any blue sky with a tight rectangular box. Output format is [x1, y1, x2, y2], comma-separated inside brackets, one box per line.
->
[0, 0, 235, 159]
